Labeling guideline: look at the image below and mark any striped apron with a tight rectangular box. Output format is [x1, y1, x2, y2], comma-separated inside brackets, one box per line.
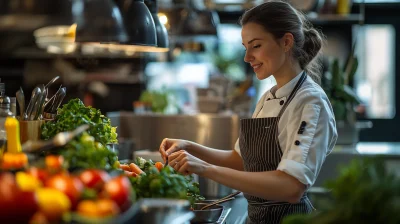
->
[239, 72, 314, 224]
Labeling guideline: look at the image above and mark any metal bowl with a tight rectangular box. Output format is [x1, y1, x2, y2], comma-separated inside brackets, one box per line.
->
[191, 203, 223, 223]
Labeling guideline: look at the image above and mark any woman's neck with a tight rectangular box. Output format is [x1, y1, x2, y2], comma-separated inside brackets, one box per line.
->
[273, 62, 302, 90]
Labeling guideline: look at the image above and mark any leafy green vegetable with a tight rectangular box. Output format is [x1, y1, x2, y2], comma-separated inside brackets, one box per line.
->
[41, 98, 118, 145]
[129, 157, 204, 204]
[283, 157, 400, 224]
[61, 132, 119, 171]
[139, 90, 169, 113]
[135, 157, 150, 170]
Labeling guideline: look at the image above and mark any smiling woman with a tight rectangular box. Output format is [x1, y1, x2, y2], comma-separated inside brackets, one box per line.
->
[240, 2, 323, 85]
[158, 1, 337, 223]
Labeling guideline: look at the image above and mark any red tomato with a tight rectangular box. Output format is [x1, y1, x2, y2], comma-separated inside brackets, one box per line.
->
[78, 169, 110, 191]
[0, 172, 38, 223]
[101, 176, 132, 210]
[27, 167, 50, 183]
[45, 174, 84, 208]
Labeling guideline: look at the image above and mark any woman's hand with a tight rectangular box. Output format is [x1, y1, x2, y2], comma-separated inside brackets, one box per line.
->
[168, 150, 211, 176]
[159, 138, 191, 163]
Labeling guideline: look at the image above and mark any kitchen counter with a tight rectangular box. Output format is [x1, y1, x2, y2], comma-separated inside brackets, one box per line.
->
[334, 142, 400, 157]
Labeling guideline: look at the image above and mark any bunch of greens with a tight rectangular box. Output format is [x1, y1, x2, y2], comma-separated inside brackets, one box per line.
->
[41, 98, 118, 145]
[61, 133, 119, 170]
[139, 90, 169, 113]
[283, 157, 400, 224]
[130, 157, 204, 204]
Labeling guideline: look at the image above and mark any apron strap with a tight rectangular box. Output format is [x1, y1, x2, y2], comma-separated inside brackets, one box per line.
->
[277, 71, 307, 118]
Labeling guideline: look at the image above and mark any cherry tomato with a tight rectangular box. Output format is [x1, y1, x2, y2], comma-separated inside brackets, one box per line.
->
[45, 174, 84, 208]
[78, 169, 110, 191]
[27, 167, 49, 183]
[0, 172, 38, 223]
[101, 176, 132, 210]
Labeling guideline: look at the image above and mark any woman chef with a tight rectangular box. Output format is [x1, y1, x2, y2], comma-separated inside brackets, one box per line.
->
[159, 1, 338, 223]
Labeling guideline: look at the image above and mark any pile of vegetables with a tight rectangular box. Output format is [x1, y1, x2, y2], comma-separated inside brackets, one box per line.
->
[0, 155, 135, 224]
[41, 98, 118, 145]
[283, 157, 400, 224]
[119, 157, 204, 204]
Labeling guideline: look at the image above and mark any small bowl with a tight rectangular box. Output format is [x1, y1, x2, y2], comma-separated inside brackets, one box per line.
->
[190, 203, 223, 223]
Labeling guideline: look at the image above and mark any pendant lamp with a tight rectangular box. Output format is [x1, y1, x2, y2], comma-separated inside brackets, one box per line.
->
[72, 0, 128, 43]
[115, 0, 157, 52]
[145, 0, 169, 52]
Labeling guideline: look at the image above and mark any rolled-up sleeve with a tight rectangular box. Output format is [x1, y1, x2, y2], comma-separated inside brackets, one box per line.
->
[277, 94, 337, 187]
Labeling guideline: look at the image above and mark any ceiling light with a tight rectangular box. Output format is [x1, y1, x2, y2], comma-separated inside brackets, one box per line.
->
[72, 0, 128, 43]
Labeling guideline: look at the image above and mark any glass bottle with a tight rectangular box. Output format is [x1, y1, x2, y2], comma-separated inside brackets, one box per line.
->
[0, 95, 13, 155]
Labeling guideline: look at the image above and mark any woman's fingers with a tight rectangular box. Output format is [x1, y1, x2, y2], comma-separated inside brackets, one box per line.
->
[166, 144, 180, 157]
[178, 162, 191, 175]
[168, 150, 187, 165]
[168, 151, 187, 171]
[159, 138, 168, 162]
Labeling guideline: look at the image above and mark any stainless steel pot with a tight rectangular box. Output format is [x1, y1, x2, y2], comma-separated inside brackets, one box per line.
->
[198, 176, 233, 198]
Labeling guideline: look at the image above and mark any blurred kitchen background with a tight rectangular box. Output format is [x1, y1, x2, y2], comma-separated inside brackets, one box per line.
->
[1, 0, 400, 198]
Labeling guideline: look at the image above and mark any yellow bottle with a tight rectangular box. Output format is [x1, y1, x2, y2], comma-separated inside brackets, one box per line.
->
[5, 117, 21, 153]
[337, 0, 351, 15]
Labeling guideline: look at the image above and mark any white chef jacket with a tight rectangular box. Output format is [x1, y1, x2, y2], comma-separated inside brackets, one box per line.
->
[234, 71, 338, 187]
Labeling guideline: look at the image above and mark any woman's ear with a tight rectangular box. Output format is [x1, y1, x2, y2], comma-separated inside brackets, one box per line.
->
[281, 33, 295, 52]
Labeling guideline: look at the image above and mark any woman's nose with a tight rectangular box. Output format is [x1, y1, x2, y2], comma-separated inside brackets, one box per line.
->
[244, 51, 253, 63]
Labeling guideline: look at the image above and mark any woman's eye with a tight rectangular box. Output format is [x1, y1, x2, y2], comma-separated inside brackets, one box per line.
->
[253, 45, 261, 49]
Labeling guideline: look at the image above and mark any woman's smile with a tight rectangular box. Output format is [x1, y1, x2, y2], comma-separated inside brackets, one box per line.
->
[251, 63, 263, 72]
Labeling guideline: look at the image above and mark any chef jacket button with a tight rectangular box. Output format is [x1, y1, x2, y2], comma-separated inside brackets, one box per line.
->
[279, 100, 284, 105]
[294, 140, 300, 146]
[301, 121, 307, 126]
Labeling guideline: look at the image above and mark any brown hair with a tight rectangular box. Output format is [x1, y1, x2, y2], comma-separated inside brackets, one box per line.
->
[239, 0, 324, 83]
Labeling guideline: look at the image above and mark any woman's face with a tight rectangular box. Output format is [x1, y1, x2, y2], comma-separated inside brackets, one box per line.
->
[241, 22, 286, 80]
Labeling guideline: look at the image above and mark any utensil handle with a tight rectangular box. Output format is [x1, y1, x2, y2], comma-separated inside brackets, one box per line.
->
[200, 197, 235, 210]
[218, 191, 242, 202]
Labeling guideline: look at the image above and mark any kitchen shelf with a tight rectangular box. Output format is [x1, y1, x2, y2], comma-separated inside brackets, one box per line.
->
[307, 13, 365, 25]
[7, 47, 147, 59]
